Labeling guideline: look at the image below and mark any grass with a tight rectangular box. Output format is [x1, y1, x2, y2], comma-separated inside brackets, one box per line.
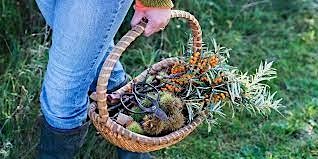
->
[1, 0, 318, 158]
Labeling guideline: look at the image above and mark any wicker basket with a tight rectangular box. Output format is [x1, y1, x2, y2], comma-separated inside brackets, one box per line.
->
[89, 10, 205, 152]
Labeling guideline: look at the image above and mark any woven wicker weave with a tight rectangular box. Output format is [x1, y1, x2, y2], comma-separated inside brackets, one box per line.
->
[89, 10, 204, 152]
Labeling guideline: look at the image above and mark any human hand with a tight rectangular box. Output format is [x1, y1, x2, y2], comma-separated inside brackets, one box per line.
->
[131, 1, 171, 37]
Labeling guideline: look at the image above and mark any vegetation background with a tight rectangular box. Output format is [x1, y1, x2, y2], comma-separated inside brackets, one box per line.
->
[1, 0, 317, 158]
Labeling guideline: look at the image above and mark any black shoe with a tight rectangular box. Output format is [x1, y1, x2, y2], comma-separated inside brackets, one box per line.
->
[36, 116, 90, 159]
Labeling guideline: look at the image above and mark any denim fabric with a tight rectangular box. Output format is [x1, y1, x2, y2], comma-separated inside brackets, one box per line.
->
[37, 0, 134, 130]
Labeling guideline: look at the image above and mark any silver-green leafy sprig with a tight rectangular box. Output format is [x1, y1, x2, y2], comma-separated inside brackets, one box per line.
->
[237, 61, 283, 115]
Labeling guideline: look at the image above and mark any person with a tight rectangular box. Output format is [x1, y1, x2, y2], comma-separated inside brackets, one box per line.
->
[35, 0, 173, 158]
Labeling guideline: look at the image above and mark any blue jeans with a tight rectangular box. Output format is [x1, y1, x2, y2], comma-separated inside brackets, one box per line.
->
[36, 0, 133, 130]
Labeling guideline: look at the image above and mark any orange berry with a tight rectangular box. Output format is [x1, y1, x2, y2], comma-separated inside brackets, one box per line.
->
[194, 52, 200, 57]
[214, 77, 222, 84]
[161, 88, 167, 91]
[220, 93, 225, 99]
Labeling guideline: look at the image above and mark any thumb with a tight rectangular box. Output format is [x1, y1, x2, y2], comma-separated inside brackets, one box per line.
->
[131, 11, 144, 27]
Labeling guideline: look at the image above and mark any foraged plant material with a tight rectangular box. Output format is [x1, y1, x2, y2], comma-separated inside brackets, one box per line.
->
[130, 107, 144, 122]
[117, 39, 282, 136]
[158, 92, 185, 132]
[142, 115, 165, 135]
[145, 39, 282, 133]
[164, 111, 185, 132]
[159, 92, 184, 112]
[127, 121, 144, 135]
[128, 93, 185, 135]
[171, 62, 186, 74]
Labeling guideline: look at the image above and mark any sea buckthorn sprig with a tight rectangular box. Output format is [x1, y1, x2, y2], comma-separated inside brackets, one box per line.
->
[200, 76, 208, 83]
[113, 39, 281, 137]
[209, 55, 219, 68]
[161, 84, 182, 93]
[189, 52, 201, 65]
[213, 77, 223, 85]
[161, 74, 195, 93]
[186, 50, 222, 77]
[145, 40, 280, 130]
[198, 58, 209, 73]
[212, 92, 228, 103]
[170, 62, 186, 74]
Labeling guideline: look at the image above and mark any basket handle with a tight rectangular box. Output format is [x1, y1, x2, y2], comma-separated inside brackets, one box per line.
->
[96, 10, 202, 121]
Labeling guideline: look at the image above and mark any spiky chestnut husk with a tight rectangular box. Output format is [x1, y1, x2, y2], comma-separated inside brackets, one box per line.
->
[159, 92, 184, 113]
[130, 107, 145, 122]
[142, 115, 165, 135]
[164, 110, 185, 132]
[127, 121, 144, 135]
